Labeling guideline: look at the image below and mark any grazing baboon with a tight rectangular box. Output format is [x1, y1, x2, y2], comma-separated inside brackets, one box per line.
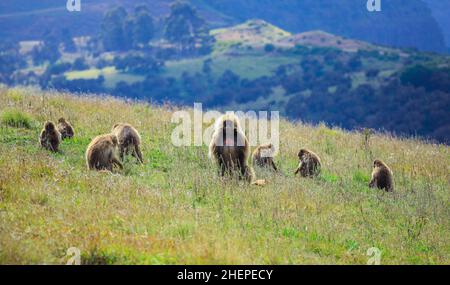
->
[39, 121, 61, 152]
[111, 123, 144, 164]
[86, 134, 123, 172]
[369, 159, 394, 192]
[252, 143, 278, 171]
[57, 117, 74, 139]
[294, 148, 321, 177]
[208, 114, 264, 185]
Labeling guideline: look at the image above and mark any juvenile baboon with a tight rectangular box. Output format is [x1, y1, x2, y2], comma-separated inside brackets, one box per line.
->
[208, 114, 264, 185]
[369, 159, 394, 192]
[57, 117, 74, 139]
[252, 143, 278, 171]
[39, 121, 61, 152]
[294, 148, 321, 177]
[111, 123, 144, 164]
[86, 134, 123, 172]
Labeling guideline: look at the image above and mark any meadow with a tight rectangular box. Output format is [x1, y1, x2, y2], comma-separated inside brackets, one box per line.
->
[0, 87, 448, 264]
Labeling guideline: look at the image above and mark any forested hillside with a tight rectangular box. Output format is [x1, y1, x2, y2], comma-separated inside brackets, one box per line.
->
[1, 2, 449, 143]
[0, 0, 447, 53]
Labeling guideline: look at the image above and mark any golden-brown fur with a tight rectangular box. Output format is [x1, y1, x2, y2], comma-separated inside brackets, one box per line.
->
[252, 143, 278, 171]
[86, 134, 123, 172]
[208, 114, 260, 184]
[369, 159, 394, 192]
[294, 148, 321, 177]
[39, 121, 61, 152]
[57, 117, 74, 140]
[111, 123, 144, 164]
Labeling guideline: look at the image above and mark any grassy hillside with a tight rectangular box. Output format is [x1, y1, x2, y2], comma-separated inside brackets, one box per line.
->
[0, 87, 449, 264]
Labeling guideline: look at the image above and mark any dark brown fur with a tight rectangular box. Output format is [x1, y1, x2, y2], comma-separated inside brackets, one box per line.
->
[294, 148, 321, 177]
[57, 117, 74, 140]
[209, 114, 262, 184]
[86, 134, 123, 172]
[369, 159, 394, 192]
[39, 121, 61, 152]
[111, 123, 144, 164]
[252, 143, 278, 171]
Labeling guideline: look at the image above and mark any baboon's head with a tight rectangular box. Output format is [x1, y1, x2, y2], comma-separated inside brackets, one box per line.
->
[111, 135, 119, 146]
[298, 149, 307, 160]
[112, 123, 120, 131]
[373, 160, 384, 168]
[218, 114, 241, 146]
[58, 118, 66, 124]
[260, 144, 275, 157]
[44, 121, 55, 132]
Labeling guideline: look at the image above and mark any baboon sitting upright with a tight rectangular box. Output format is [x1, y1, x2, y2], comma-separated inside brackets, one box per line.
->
[369, 159, 394, 192]
[252, 143, 278, 171]
[86, 134, 123, 172]
[57, 117, 74, 140]
[111, 123, 144, 164]
[294, 148, 321, 177]
[208, 114, 264, 185]
[39, 121, 61, 152]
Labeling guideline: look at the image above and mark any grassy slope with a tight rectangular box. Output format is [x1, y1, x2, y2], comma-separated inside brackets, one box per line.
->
[0, 87, 449, 265]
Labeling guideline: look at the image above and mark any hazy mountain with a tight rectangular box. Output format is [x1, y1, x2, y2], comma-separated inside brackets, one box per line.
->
[0, 0, 447, 53]
[195, 0, 446, 53]
[423, 0, 450, 49]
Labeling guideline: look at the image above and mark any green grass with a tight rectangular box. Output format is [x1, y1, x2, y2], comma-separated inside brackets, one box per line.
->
[0, 108, 33, 129]
[0, 87, 448, 265]
[64, 67, 145, 89]
[164, 54, 296, 80]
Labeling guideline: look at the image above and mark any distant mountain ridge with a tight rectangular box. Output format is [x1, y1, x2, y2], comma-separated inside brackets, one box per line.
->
[0, 0, 447, 53]
[423, 0, 450, 50]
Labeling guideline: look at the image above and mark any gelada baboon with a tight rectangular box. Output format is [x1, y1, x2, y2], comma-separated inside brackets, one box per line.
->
[369, 159, 394, 192]
[111, 123, 144, 164]
[252, 143, 278, 171]
[57, 117, 74, 140]
[39, 121, 61, 152]
[294, 148, 321, 177]
[208, 114, 264, 185]
[86, 134, 123, 172]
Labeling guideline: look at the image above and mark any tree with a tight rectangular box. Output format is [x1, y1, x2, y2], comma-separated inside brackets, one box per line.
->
[61, 28, 77, 53]
[133, 9, 154, 47]
[164, 2, 214, 54]
[202, 59, 212, 75]
[0, 41, 26, 84]
[31, 31, 61, 65]
[101, 7, 129, 51]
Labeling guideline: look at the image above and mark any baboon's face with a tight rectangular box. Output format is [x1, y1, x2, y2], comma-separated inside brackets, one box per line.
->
[373, 160, 382, 168]
[111, 136, 119, 146]
[222, 119, 238, 146]
[45, 122, 55, 131]
[298, 150, 306, 160]
[58, 118, 65, 123]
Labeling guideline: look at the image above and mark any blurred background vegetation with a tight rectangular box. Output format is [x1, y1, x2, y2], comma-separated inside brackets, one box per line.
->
[0, 0, 449, 143]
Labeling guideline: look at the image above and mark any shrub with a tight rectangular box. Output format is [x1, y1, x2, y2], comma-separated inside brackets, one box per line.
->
[0, 109, 33, 129]
[264, 43, 275, 53]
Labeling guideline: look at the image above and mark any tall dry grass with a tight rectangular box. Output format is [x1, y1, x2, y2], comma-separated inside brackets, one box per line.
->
[0, 87, 448, 264]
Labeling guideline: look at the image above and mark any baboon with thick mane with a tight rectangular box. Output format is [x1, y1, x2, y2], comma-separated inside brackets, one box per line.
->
[86, 134, 123, 172]
[252, 143, 278, 171]
[57, 117, 74, 140]
[111, 123, 144, 164]
[294, 148, 321, 177]
[369, 159, 394, 192]
[39, 121, 61, 152]
[208, 113, 264, 185]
